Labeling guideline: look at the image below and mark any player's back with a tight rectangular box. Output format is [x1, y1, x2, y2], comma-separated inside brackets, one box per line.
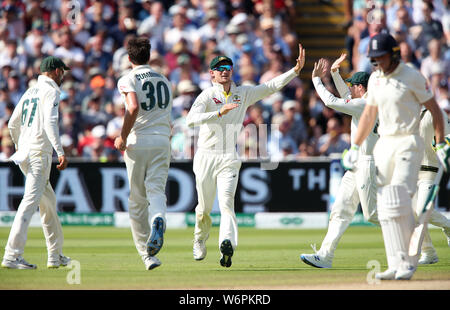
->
[118, 65, 173, 145]
[10, 75, 61, 155]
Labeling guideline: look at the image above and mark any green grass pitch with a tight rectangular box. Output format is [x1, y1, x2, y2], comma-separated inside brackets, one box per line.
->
[0, 226, 449, 290]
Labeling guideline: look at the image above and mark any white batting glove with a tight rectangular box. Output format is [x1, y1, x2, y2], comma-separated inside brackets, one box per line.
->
[435, 138, 450, 172]
[341, 144, 360, 171]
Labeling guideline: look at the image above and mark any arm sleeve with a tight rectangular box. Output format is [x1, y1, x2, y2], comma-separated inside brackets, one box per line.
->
[245, 68, 297, 107]
[312, 77, 365, 117]
[186, 91, 219, 127]
[8, 100, 23, 146]
[117, 75, 136, 95]
[43, 90, 64, 157]
[366, 74, 378, 107]
[330, 70, 351, 100]
[411, 71, 434, 104]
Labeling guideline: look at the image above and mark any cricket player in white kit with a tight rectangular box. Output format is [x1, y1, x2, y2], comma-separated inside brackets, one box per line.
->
[115, 37, 172, 270]
[187, 45, 305, 267]
[301, 56, 379, 268]
[414, 109, 450, 264]
[1, 56, 70, 269]
[343, 33, 449, 280]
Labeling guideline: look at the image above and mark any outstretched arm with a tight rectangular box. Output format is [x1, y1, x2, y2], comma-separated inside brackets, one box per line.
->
[245, 43, 305, 105]
[330, 53, 352, 100]
[312, 58, 365, 116]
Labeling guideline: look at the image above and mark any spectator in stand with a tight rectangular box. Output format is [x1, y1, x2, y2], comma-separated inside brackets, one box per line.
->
[172, 79, 198, 120]
[281, 99, 308, 146]
[399, 41, 420, 69]
[106, 101, 126, 146]
[169, 53, 201, 87]
[137, 1, 171, 55]
[0, 4, 25, 40]
[421, 39, 449, 84]
[317, 116, 350, 156]
[6, 71, 25, 105]
[164, 38, 201, 75]
[23, 19, 55, 57]
[0, 39, 27, 75]
[53, 27, 85, 81]
[197, 10, 226, 45]
[164, 5, 201, 55]
[417, 1, 444, 58]
[60, 133, 78, 158]
[85, 31, 113, 73]
[268, 118, 298, 161]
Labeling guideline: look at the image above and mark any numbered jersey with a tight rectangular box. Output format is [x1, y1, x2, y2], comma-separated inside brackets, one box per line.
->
[8, 75, 64, 156]
[117, 65, 173, 143]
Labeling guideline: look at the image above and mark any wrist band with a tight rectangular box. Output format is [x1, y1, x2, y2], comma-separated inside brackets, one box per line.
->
[218, 110, 222, 118]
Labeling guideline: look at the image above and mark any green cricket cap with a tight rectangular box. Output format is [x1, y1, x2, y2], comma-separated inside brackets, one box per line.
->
[345, 71, 370, 87]
[40, 56, 70, 73]
[209, 55, 233, 69]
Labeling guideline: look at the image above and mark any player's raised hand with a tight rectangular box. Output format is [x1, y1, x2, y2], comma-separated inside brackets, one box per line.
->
[219, 103, 239, 116]
[331, 53, 347, 72]
[312, 58, 327, 78]
[294, 43, 306, 75]
[56, 155, 68, 171]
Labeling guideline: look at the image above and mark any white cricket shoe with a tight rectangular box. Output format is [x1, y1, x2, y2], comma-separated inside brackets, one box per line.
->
[143, 255, 161, 270]
[375, 269, 396, 280]
[418, 251, 439, 265]
[47, 255, 71, 268]
[300, 253, 332, 268]
[395, 264, 416, 280]
[1, 256, 37, 269]
[193, 239, 207, 261]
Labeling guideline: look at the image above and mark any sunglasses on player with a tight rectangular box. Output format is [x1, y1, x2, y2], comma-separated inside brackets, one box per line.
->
[213, 65, 233, 72]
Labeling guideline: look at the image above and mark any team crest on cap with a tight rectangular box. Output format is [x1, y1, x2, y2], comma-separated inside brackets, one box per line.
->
[372, 39, 378, 50]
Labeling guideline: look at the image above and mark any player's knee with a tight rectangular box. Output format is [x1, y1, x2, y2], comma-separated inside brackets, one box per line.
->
[377, 184, 412, 220]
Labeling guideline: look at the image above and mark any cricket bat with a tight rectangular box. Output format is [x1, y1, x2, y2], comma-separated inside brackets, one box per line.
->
[409, 166, 443, 256]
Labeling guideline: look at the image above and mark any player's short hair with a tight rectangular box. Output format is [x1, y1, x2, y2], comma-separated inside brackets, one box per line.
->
[127, 37, 151, 65]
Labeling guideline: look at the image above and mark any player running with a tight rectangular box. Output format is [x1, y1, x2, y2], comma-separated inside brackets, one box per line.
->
[187, 44, 305, 267]
[342, 33, 449, 280]
[115, 37, 173, 270]
[2, 56, 70, 269]
[300, 55, 379, 268]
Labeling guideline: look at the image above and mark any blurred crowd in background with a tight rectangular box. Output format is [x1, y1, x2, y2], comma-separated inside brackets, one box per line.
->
[0, 0, 448, 162]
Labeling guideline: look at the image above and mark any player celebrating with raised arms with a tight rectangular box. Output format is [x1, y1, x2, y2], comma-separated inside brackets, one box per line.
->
[300, 55, 379, 268]
[115, 37, 173, 270]
[187, 44, 305, 267]
[2, 56, 70, 269]
[342, 33, 449, 280]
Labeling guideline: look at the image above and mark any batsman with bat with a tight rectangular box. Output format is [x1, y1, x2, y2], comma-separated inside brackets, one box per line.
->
[301, 55, 379, 268]
[343, 33, 449, 280]
[187, 44, 305, 267]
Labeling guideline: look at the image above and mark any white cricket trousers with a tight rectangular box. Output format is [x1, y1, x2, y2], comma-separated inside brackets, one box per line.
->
[124, 135, 170, 258]
[374, 135, 424, 271]
[193, 149, 241, 250]
[319, 155, 378, 259]
[414, 171, 450, 255]
[4, 151, 63, 261]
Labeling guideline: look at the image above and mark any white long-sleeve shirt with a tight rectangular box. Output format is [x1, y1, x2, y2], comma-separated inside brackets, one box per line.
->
[419, 109, 450, 169]
[186, 68, 298, 153]
[8, 75, 64, 159]
[312, 71, 378, 156]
